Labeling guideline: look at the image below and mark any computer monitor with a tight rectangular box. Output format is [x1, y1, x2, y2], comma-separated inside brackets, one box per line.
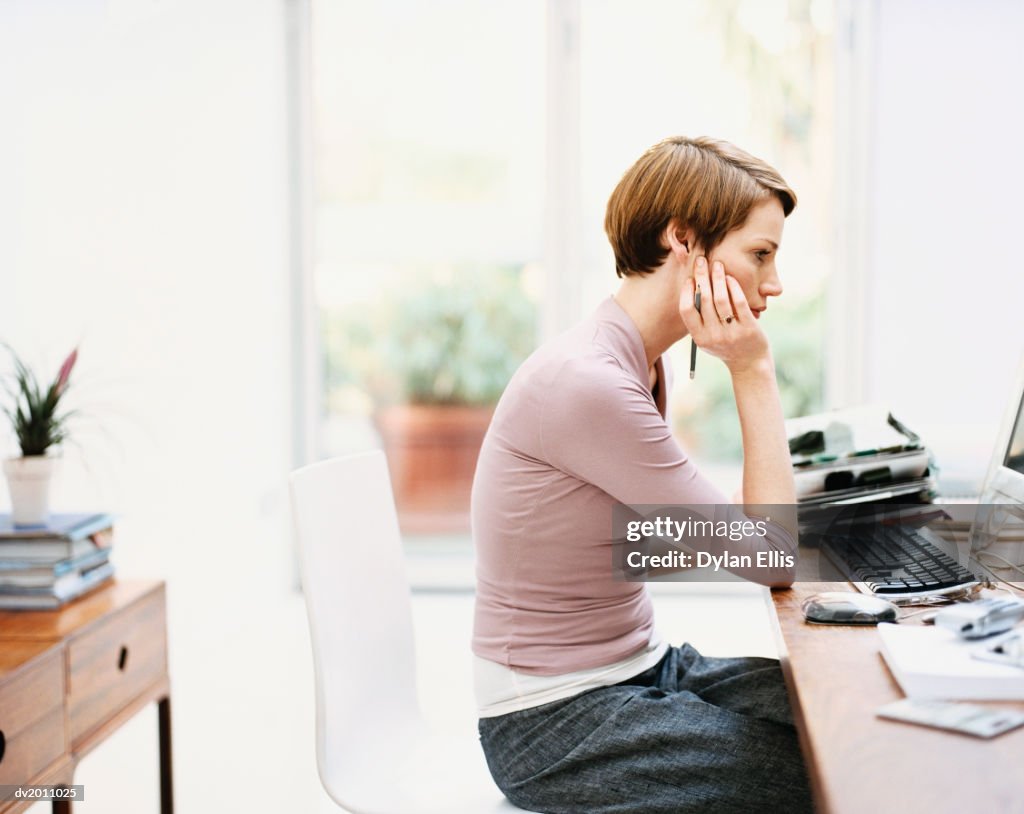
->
[968, 355, 1024, 582]
[984, 353, 1024, 504]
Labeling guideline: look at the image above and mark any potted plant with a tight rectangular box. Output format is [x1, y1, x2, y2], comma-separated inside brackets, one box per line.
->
[331, 268, 536, 533]
[1, 346, 78, 526]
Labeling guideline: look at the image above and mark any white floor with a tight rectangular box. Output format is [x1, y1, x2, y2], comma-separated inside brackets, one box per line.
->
[38, 573, 778, 813]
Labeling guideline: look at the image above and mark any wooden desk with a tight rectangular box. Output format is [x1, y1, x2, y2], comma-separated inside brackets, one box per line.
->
[770, 582, 1024, 814]
[0, 580, 172, 813]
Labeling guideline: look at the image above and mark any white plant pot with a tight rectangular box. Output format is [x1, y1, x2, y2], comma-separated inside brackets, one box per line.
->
[3, 455, 59, 527]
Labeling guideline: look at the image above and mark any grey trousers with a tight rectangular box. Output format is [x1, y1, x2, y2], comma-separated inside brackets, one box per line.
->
[478, 644, 814, 814]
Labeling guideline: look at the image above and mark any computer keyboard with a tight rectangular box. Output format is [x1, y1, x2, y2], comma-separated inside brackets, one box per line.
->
[816, 524, 977, 596]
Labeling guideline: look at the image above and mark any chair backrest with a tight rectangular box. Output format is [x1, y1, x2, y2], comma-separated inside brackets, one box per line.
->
[289, 451, 422, 783]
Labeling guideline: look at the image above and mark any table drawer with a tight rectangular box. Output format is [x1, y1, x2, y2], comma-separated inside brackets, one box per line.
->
[0, 647, 64, 740]
[0, 705, 64, 785]
[0, 647, 65, 786]
[67, 590, 167, 745]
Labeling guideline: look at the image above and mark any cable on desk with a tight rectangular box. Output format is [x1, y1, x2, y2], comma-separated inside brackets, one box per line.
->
[974, 552, 1024, 596]
[898, 603, 953, 621]
[977, 550, 1024, 577]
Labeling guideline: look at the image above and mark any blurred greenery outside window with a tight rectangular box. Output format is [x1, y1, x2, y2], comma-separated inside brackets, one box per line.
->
[312, 0, 833, 530]
[326, 268, 537, 410]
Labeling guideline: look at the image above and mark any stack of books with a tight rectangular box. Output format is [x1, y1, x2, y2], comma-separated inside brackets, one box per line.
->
[0, 513, 115, 609]
[787, 406, 936, 507]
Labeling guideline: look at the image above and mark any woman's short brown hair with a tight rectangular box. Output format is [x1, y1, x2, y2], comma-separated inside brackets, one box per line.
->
[604, 136, 797, 277]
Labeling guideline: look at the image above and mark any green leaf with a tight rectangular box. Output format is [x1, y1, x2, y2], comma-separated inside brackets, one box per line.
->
[1, 344, 77, 455]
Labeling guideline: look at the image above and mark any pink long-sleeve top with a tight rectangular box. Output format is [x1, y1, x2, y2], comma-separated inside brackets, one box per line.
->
[471, 296, 742, 676]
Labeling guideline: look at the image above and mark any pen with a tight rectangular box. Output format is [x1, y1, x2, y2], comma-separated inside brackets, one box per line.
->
[689, 285, 701, 379]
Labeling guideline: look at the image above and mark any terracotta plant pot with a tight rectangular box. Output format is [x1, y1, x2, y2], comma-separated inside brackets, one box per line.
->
[373, 404, 494, 535]
[3, 455, 59, 527]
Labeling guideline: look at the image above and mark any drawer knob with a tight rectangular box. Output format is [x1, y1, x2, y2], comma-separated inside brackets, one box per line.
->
[118, 645, 129, 672]
[0, 729, 5, 764]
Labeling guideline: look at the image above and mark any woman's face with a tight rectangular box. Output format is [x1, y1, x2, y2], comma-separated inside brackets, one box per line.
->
[705, 197, 786, 319]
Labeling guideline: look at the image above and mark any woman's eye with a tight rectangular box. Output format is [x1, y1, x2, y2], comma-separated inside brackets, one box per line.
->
[754, 250, 770, 262]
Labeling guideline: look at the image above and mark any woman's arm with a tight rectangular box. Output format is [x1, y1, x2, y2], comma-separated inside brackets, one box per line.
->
[680, 256, 797, 533]
[537, 320, 796, 584]
[731, 358, 795, 506]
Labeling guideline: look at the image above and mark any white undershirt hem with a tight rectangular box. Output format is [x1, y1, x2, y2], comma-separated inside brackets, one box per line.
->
[474, 634, 670, 718]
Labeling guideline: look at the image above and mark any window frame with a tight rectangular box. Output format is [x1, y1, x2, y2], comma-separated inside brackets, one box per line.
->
[290, 0, 870, 471]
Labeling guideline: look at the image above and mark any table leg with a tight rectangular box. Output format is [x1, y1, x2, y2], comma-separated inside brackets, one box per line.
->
[158, 695, 174, 814]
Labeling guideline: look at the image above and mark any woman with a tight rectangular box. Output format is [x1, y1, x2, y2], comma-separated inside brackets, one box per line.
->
[471, 136, 814, 813]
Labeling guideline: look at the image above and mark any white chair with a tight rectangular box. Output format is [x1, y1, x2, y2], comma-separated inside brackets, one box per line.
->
[289, 451, 525, 814]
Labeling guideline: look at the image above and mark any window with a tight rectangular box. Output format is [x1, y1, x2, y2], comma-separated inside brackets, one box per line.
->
[310, 0, 835, 537]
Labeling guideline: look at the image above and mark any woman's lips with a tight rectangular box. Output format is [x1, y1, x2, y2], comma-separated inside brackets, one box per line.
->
[752, 308, 765, 320]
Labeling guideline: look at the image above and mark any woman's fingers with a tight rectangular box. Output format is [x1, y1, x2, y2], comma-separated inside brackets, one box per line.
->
[680, 257, 708, 331]
[711, 260, 734, 323]
[685, 259, 771, 372]
[725, 275, 753, 322]
[693, 256, 710, 315]
[678, 274, 699, 331]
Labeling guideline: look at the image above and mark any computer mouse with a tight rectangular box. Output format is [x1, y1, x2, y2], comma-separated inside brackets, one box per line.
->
[801, 591, 899, 625]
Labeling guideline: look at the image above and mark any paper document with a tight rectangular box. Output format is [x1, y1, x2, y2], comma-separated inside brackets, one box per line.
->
[878, 623, 1024, 700]
[787, 405, 920, 461]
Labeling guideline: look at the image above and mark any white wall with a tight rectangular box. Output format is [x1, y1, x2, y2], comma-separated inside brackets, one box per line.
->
[864, 0, 1024, 492]
[0, 0, 295, 606]
[1, 5, 297, 807]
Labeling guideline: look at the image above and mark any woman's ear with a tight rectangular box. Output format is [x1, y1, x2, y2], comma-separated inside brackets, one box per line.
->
[665, 220, 695, 263]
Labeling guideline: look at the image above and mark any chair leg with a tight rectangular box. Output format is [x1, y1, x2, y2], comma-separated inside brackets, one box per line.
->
[159, 695, 174, 814]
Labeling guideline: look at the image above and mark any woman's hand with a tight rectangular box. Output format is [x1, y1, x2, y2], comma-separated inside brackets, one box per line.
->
[678, 255, 771, 375]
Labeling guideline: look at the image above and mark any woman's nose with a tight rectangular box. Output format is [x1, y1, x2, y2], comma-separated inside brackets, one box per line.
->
[760, 269, 783, 298]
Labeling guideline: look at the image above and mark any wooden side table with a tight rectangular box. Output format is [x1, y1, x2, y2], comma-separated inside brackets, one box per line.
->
[0, 580, 172, 813]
